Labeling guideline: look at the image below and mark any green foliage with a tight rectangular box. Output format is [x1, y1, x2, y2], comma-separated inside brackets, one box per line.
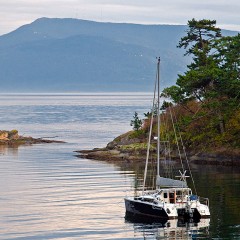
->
[160, 100, 173, 110]
[124, 19, 239, 153]
[175, 19, 239, 105]
[161, 19, 239, 149]
[178, 18, 221, 58]
[144, 111, 152, 118]
[130, 112, 142, 131]
[129, 129, 146, 139]
[162, 86, 184, 103]
[214, 34, 240, 100]
[119, 143, 155, 151]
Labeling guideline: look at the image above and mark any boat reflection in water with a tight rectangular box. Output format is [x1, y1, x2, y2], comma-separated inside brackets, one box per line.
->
[125, 214, 210, 239]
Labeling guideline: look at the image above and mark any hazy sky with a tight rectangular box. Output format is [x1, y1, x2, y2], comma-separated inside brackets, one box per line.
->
[0, 0, 239, 35]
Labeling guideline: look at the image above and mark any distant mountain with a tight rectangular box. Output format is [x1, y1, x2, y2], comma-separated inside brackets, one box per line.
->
[0, 18, 238, 92]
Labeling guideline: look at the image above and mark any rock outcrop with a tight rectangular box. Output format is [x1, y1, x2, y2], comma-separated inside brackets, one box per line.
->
[76, 130, 240, 166]
[0, 130, 64, 146]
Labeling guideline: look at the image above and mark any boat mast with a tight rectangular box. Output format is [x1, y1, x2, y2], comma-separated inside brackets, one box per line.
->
[156, 57, 161, 189]
[142, 63, 158, 194]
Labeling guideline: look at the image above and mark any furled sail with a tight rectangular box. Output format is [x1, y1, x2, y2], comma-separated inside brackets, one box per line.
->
[156, 176, 188, 188]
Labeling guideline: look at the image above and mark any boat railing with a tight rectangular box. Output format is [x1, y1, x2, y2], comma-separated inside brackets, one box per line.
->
[199, 197, 209, 207]
[142, 190, 157, 195]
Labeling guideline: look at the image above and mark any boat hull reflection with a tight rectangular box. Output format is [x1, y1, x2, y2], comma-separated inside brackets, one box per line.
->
[125, 214, 210, 239]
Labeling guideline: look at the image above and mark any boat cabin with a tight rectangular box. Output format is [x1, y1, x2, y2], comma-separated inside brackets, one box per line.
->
[157, 188, 193, 204]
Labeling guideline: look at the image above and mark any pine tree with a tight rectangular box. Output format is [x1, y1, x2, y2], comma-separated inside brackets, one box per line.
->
[130, 112, 142, 131]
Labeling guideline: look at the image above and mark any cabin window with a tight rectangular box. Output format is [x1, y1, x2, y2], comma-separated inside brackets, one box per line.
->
[169, 192, 175, 203]
[143, 198, 154, 203]
[169, 192, 174, 198]
[182, 190, 188, 195]
[176, 191, 182, 196]
[164, 192, 168, 198]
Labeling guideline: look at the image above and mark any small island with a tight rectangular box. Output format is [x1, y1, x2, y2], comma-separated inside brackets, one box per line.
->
[0, 130, 64, 146]
[77, 19, 240, 167]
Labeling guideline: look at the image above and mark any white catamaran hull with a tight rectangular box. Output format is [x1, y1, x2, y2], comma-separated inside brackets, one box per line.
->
[125, 196, 210, 220]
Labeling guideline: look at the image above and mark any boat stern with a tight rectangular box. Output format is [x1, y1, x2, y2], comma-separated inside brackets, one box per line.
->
[196, 203, 211, 217]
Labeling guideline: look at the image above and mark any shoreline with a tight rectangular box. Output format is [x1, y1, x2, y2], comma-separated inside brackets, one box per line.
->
[75, 131, 240, 167]
[75, 148, 240, 167]
[0, 130, 65, 146]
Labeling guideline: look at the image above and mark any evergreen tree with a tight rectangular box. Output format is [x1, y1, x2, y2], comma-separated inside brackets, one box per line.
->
[130, 112, 142, 131]
[177, 18, 222, 101]
[214, 34, 240, 100]
[163, 18, 240, 141]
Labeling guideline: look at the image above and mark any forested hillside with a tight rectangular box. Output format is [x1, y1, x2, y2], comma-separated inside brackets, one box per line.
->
[126, 19, 240, 157]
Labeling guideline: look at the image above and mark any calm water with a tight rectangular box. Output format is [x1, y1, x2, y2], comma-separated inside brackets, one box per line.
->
[0, 94, 239, 240]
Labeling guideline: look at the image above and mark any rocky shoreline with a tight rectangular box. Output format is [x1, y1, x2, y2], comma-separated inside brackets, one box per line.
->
[76, 148, 240, 166]
[76, 131, 240, 167]
[0, 130, 64, 146]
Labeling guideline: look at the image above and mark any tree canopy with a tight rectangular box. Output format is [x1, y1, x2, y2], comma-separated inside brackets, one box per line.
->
[162, 19, 240, 150]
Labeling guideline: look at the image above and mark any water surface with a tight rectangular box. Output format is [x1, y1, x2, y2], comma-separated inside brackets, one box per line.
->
[0, 94, 239, 239]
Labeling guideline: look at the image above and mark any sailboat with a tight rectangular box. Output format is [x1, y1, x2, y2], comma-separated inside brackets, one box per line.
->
[124, 57, 210, 220]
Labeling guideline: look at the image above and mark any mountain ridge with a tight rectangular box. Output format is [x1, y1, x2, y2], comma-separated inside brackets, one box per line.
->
[0, 18, 238, 92]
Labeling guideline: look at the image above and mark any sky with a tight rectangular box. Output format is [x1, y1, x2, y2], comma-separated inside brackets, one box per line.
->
[0, 0, 239, 35]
